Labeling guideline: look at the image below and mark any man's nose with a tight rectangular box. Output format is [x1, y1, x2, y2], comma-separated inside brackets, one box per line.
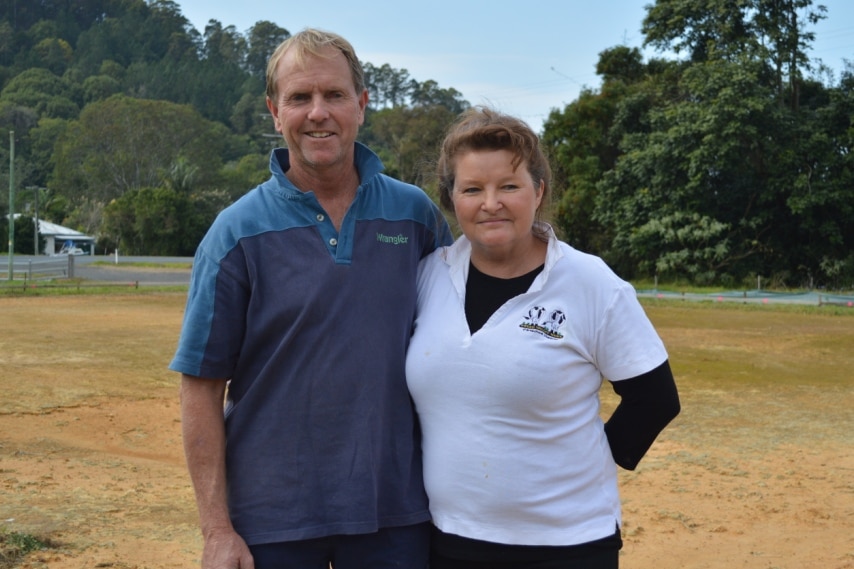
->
[307, 95, 330, 121]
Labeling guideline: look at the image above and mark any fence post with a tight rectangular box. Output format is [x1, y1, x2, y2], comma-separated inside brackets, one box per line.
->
[67, 254, 75, 278]
[28, 259, 32, 280]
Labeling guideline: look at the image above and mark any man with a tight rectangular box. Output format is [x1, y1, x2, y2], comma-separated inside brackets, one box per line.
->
[170, 29, 452, 569]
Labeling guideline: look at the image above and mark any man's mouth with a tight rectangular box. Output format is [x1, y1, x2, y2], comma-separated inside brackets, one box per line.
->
[306, 132, 333, 138]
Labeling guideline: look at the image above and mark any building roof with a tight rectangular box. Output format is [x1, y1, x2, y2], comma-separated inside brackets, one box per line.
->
[37, 219, 95, 241]
[7, 215, 95, 242]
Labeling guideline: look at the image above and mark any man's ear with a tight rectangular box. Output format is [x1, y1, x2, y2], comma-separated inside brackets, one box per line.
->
[357, 89, 369, 125]
[266, 97, 282, 132]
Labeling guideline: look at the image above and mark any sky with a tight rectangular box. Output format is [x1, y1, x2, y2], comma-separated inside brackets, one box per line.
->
[174, 0, 854, 133]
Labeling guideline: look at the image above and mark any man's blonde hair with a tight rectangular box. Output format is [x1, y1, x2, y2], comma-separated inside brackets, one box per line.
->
[265, 28, 365, 100]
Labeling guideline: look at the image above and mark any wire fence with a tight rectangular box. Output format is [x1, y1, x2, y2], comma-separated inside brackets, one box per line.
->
[637, 289, 854, 307]
[2, 255, 853, 307]
[0, 256, 74, 282]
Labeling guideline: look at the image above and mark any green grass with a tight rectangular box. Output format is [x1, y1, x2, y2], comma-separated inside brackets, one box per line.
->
[0, 279, 188, 297]
[632, 277, 853, 296]
[89, 260, 193, 269]
[639, 296, 854, 316]
[632, 278, 728, 294]
[0, 531, 54, 568]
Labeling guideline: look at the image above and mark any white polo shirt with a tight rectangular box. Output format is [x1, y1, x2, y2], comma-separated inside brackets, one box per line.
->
[406, 225, 668, 546]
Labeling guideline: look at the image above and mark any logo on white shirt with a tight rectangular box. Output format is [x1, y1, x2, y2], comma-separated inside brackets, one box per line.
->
[520, 305, 566, 339]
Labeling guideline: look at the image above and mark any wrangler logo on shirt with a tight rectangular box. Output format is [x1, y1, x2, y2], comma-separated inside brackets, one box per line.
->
[520, 305, 565, 339]
[376, 233, 409, 245]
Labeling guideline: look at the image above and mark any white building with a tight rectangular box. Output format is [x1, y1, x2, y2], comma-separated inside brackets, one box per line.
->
[37, 219, 96, 255]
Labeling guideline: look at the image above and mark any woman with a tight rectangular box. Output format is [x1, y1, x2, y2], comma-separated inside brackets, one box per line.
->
[406, 107, 680, 569]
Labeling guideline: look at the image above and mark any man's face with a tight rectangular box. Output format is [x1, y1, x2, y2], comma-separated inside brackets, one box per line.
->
[266, 47, 368, 179]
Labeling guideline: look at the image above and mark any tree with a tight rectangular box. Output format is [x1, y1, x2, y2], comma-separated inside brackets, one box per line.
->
[32, 37, 74, 74]
[780, 66, 854, 287]
[752, 0, 827, 109]
[202, 20, 246, 66]
[543, 46, 669, 254]
[82, 74, 122, 103]
[539, 0, 847, 285]
[361, 105, 458, 188]
[21, 115, 69, 188]
[594, 58, 785, 281]
[642, 0, 827, 108]
[0, 215, 39, 254]
[363, 62, 413, 109]
[596, 45, 647, 83]
[217, 154, 269, 202]
[409, 80, 468, 114]
[102, 184, 228, 255]
[51, 95, 233, 204]
[542, 86, 621, 254]
[229, 91, 269, 141]
[642, 0, 754, 62]
[73, 12, 143, 74]
[0, 67, 81, 118]
[245, 21, 289, 80]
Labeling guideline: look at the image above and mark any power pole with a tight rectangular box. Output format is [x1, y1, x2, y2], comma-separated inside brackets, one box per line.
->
[33, 186, 38, 255]
[27, 186, 40, 255]
[7, 131, 14, 281]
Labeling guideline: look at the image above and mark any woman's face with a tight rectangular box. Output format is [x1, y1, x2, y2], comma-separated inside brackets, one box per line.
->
[451, 149, 543, 261]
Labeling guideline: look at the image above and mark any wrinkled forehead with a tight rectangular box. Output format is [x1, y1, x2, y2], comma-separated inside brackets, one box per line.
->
[274, 45, 354, 91]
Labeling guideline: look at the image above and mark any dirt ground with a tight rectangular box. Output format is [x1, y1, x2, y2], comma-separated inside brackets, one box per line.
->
[1, 294, 852, 569]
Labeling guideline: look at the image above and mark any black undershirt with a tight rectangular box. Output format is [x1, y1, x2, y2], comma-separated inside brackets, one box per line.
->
[465, 261, 544, 333]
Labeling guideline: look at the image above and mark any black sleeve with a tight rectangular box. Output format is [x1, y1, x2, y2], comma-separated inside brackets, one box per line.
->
[604, 359, 680, 471]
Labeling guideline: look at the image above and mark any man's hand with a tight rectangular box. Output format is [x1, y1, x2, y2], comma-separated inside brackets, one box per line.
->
[201, 527, 254, 569]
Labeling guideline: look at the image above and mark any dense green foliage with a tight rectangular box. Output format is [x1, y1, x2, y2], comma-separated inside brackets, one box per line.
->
[0, 0, 467, 256]
[543, 0, 853, 288]
[1, 1, 850, 289]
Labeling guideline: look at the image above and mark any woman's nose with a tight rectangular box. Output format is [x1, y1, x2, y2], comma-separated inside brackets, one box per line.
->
[481, 189, 502, 211]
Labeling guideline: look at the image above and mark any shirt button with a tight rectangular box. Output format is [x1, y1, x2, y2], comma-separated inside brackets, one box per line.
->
[316, 214, 325, 222]
[329, 238, 338, 246]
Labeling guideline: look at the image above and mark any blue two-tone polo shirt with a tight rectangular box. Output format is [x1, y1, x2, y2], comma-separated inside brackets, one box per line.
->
[170, 143, 452, 545]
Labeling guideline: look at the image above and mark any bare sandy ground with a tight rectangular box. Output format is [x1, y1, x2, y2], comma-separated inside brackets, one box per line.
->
[1, 294, 852, 568]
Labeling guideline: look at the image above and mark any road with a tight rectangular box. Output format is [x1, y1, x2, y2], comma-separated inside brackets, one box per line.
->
[75, 255, 192, 285]
[7, 254, 193, 285]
